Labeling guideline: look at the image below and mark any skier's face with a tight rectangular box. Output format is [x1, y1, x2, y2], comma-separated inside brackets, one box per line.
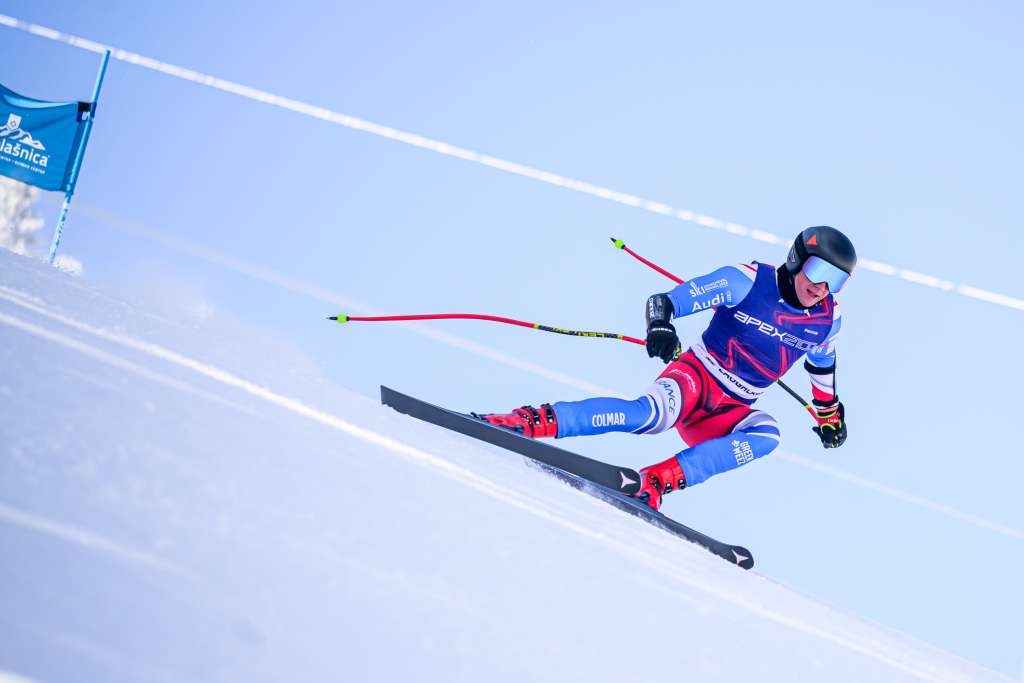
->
[794, 269, 830, 307]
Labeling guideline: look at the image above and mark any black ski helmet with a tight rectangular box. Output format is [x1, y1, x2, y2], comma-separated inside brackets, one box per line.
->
[785, 226, 857, 283]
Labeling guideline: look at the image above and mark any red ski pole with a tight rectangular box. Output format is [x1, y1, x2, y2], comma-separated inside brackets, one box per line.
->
[610, 237, 683, 284]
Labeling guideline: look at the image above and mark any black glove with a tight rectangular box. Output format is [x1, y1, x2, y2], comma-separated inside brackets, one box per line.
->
[645, 293, 679, 364]
[812, 397, 847, 449]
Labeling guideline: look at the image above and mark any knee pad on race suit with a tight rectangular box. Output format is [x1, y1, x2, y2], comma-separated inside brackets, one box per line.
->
[732, 410, 781, 447]
[655, 353, 705, 425]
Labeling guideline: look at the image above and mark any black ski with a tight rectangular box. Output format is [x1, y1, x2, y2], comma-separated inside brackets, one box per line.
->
[381, 386, 754, 570]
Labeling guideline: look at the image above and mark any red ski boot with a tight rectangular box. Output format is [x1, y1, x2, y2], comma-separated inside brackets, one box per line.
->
[635, 455, 686, 510]
[477, 404, 558, 438]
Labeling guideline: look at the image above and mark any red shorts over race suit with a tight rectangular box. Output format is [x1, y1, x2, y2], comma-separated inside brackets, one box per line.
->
[657, 350, 755, 447]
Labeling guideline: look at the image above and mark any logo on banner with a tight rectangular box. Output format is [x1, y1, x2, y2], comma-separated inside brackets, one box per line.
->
[0, 112, 51, 173]
[2, 113, 46, 150]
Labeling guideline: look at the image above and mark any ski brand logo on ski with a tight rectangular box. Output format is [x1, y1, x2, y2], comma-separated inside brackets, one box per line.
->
[620, 470, 638, 489]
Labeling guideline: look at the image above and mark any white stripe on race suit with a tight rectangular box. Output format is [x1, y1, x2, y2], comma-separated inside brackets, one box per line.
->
[632, 395, 659, 434]
[732, 411, 781, 441]
[749, 431, 781, 443]
[809, 373, 835, 394]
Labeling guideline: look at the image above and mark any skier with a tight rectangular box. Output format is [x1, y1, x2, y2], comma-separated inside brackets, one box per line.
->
[479, 226, 856, 510]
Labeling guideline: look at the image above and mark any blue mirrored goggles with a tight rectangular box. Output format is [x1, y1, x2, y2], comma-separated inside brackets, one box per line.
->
[801, 255, 851, 292]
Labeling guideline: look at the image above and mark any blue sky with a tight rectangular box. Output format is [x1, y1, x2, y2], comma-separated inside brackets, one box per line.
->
[2, 1, 1022, 676]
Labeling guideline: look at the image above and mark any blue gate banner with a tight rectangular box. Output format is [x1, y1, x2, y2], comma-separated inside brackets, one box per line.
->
[0, 83, 87, 192]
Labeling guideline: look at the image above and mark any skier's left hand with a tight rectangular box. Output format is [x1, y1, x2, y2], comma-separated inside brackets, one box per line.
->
[812, 397, 847, 448]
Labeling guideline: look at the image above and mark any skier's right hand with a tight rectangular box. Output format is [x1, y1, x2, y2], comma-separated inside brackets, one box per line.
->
[645, 293, 679, 363]
[812, 398, 847, 448]
[646, 321, 679, 363]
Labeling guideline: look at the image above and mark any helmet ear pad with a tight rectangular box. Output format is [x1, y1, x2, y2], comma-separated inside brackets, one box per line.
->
[785, 235, 808, 275]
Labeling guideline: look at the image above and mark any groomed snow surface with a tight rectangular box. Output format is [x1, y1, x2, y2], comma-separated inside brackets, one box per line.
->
[0, 249, 1011, 683]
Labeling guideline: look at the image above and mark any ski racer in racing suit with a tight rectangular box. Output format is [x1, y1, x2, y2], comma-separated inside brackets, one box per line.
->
[480, 226, 856, 510]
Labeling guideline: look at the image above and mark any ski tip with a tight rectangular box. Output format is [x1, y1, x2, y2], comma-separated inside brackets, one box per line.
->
[610, 237, 626, 249]
[328, 314, 349, 323]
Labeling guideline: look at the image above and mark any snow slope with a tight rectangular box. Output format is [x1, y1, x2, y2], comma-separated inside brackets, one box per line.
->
[0, 248, 1011, 683]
